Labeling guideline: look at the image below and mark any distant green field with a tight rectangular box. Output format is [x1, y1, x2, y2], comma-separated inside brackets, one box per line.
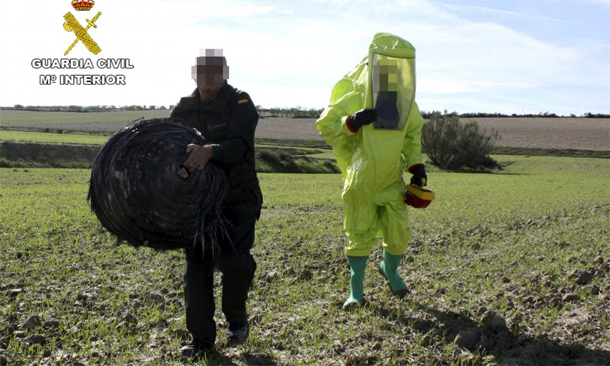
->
[0, 109, 169, 125]
[0, 130, 109, 145]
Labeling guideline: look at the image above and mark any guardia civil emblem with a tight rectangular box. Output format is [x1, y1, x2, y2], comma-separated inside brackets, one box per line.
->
[63, 0, 102, 55]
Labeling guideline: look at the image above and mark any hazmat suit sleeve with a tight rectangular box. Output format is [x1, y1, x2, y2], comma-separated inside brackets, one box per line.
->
[316, 61, 368, 177]
[316, 92, 359, 176]
[401, 101, 426, 172]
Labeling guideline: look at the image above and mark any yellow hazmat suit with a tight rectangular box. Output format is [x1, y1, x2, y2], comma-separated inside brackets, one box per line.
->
[316, 33, 425, 258]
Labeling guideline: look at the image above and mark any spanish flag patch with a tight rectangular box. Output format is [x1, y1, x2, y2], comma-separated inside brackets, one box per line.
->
[238, 99, 249, 104]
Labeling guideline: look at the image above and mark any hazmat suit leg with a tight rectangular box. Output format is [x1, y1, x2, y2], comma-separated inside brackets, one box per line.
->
[342, 187, 378, 307]
[342, 183, 380, 257]
[344, 180, 412, 297]
[344, 181, 412, 255]
[378, 188, 412, 256]
[377, 187, 411, 296]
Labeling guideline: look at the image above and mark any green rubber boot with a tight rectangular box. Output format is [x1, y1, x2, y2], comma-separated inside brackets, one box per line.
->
[343, 256, 368, 308]
[379, 250, 409, 298]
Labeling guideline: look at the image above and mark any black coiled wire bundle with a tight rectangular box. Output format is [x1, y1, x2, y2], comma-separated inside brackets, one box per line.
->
[88, 118, 228, 251]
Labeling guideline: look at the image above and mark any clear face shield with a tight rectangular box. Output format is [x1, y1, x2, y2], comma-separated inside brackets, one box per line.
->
[371, 54, 416, 130]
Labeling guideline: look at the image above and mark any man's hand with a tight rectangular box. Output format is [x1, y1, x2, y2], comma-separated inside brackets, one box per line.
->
[183, 144, 214, 172]
[347, 109, 377, 132]
[410, 166, 428, 187]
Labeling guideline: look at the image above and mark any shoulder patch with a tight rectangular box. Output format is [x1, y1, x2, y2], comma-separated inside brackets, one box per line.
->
[238, 98, 249, 104]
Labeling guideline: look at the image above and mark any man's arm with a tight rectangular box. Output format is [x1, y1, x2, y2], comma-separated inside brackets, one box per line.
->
[210, 92, 258, 164]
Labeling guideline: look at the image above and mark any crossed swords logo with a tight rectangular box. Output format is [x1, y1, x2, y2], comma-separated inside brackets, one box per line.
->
[63, 12, 102, 56]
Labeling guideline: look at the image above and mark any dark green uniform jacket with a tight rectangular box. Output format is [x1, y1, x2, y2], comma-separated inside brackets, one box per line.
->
[170, 83, 262, 216]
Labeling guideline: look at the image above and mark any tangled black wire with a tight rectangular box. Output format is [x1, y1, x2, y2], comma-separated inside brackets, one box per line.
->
[88, 118, 228, 252]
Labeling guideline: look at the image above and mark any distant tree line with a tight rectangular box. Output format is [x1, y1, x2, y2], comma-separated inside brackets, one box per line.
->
[420, 111, 610, 118]
[4, 105, 608, 118]
[8, 105, 168, 112]
[6, 104, 324, 118]
[257, 107, 324, 119]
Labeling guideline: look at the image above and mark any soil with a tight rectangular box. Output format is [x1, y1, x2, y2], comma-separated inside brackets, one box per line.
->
[464, 117, 610, 151]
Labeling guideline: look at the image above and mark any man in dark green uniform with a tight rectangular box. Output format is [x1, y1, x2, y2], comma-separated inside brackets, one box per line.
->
[169, 49, 262, 358]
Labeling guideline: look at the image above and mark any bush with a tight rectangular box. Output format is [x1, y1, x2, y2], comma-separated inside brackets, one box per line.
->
[422, 111, 500, 170]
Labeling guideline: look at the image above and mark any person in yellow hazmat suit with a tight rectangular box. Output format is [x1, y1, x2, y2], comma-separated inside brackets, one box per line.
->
[316, 33, 428, 308]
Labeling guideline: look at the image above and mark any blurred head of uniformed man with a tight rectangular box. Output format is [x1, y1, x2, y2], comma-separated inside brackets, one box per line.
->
[191, 49, 229, 101]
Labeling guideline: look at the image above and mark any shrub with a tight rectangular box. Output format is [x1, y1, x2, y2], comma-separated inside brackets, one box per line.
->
[422, 111, 500, 170]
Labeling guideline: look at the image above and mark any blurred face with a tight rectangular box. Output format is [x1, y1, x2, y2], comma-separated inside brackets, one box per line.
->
[191, 56, 229, 99]
[373, 59, 398, 92]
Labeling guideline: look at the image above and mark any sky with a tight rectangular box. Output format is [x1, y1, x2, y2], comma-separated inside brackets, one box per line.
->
[0, 0, 608, 115]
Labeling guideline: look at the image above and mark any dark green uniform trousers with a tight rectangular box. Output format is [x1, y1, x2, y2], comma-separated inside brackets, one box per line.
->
[183, 202, 257, 348]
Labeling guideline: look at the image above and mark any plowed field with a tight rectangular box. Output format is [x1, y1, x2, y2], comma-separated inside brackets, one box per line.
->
[255, 117, 610, 151]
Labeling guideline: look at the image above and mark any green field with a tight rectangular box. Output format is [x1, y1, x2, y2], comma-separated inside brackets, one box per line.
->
[0, 109, 169, 126]
[1, 155, 609, 365]
[0, 130, 110, 145]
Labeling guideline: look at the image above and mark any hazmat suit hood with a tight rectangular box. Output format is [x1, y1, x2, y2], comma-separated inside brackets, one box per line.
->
[316, 32, 424, 180]
[366, 33, 416, 131]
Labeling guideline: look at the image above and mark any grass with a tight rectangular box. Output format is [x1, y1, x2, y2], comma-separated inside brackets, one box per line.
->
[0, 109, 169, 126]
[0, 130, 110, 145]
[1, 155, 609, 365]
